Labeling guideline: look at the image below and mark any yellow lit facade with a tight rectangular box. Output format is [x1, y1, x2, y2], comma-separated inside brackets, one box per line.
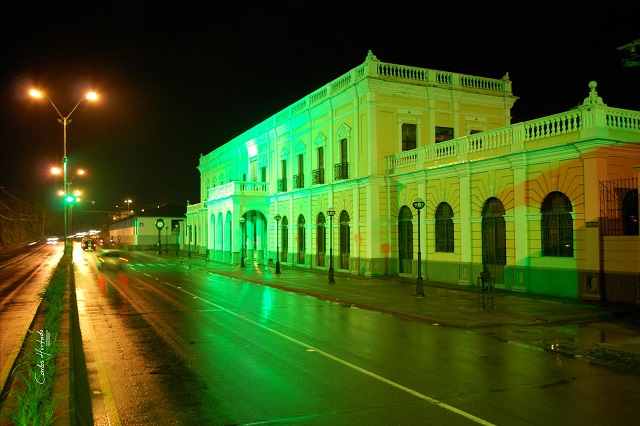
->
[186, 52, 640, 303]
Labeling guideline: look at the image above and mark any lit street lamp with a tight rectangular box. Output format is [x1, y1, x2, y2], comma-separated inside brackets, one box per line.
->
[31, 89, 97, 253]
[275, 214, 281, 274]
[240, 217, 246, 267]
[327, 207, 336, 283]
[125, 199, 132, 215]
[413, 198, 425, 298]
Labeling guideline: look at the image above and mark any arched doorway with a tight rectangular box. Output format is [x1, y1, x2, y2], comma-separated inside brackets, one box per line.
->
[281, 215, 289, 263]
[339, 210, 350, 270]
[225, 211, 233, 262]
[241, 210, 268, 264]
[216, 212, 224, 261]
[297, 214, 305, 265]
[482, 197, 506, 285]
[398, 206, 413, 273]
[317, 213, 326, 267]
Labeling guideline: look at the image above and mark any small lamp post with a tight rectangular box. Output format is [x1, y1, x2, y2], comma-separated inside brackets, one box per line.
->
[155, 218, 165, 255]
[275, 214, 281, 274]
[240, 217, 246, 267]
[412, 198, 425, 298]
[327, 207, 336, 283]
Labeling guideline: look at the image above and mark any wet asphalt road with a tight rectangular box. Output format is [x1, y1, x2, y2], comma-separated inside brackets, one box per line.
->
[0, 242, 63, 394]
[73, 247, 640, 425]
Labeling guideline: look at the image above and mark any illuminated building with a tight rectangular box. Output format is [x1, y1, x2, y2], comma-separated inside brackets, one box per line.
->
[187, 51, 639, 302]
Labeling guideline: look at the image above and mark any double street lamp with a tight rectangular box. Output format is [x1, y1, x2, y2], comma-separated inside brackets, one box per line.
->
[327, 207, 336, 283]
[30, 89, 97, 253]
[413, 198, 425, 298]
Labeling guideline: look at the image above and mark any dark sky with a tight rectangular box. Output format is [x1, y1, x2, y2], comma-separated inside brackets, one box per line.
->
[2, 3, 638, 214]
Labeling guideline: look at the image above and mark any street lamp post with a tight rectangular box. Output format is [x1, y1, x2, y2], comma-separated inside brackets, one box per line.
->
[275, 214, 281, 274]
[240, 217, 246, 267]
[30, 89, 97, 254]
[327, 207, 336, 283]
[413, 198, 425, 298]
[53, 167, 84, 237]
[125, 199, 132, 216]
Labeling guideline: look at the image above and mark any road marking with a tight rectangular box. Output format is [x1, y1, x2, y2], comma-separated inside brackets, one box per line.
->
[76, 289, 122, 426]
[168, 283, 495, 425]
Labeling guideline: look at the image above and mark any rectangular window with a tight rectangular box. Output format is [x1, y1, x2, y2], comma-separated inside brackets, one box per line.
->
[296, 154, 304, 188]
[250, 158, 258, 182]
[313, 147, 325, 185]
[278, 160, 287, 192]
[435, 126, 454, 143]
[402, 123, 416, 151]
[261, 167, 266, 182]
[334, 138, 349, 180]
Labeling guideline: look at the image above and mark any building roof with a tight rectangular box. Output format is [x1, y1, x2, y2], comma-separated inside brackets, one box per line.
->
[136, 204, 186, 218]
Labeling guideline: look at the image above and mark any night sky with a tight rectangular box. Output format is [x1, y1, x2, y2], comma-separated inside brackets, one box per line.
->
[2, 3, 638, 214]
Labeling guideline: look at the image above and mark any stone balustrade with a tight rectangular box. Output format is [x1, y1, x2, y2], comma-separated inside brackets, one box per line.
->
[201, 52, 513, 165]
[387, 105, 640, 173]
[207, 180, 269, 201]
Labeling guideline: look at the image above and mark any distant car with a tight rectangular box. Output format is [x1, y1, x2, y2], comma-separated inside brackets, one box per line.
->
[97, 249, 129, 270]
[46, 236, 60, 244]
[82, 239, 96, 250]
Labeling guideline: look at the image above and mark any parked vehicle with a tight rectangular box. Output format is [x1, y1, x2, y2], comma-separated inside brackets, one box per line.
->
[82, 239, 96, 250]
[97, 249, 129, 270]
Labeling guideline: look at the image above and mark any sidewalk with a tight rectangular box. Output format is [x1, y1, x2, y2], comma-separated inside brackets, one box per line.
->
[140, 251, 640, 370]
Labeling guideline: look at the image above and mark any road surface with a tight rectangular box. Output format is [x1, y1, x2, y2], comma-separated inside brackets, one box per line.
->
[73, 246, 640, 425]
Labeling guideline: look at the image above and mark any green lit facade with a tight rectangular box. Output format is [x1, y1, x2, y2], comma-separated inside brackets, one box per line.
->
[187, 52, 640, 303]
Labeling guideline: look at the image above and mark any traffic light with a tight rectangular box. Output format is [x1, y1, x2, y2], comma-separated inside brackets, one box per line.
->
[65, 194, 77, 204]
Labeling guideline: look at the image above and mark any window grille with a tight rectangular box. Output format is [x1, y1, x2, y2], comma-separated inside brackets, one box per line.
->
[334, 162, 349, 180]
[600, 178, 638, 236]
[277, 178, 287, 192]
[312, 168, 325, 185]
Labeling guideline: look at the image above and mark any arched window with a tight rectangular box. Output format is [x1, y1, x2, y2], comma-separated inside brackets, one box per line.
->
[541, 192, 573, 257]
[297, 214, 305, 264]
[281, 216, 289, 262]
[398, 206, 413, 273]
[317, 213, 326, 266]
[435, 203, 454, 253]
[339, 211, 350, 269]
